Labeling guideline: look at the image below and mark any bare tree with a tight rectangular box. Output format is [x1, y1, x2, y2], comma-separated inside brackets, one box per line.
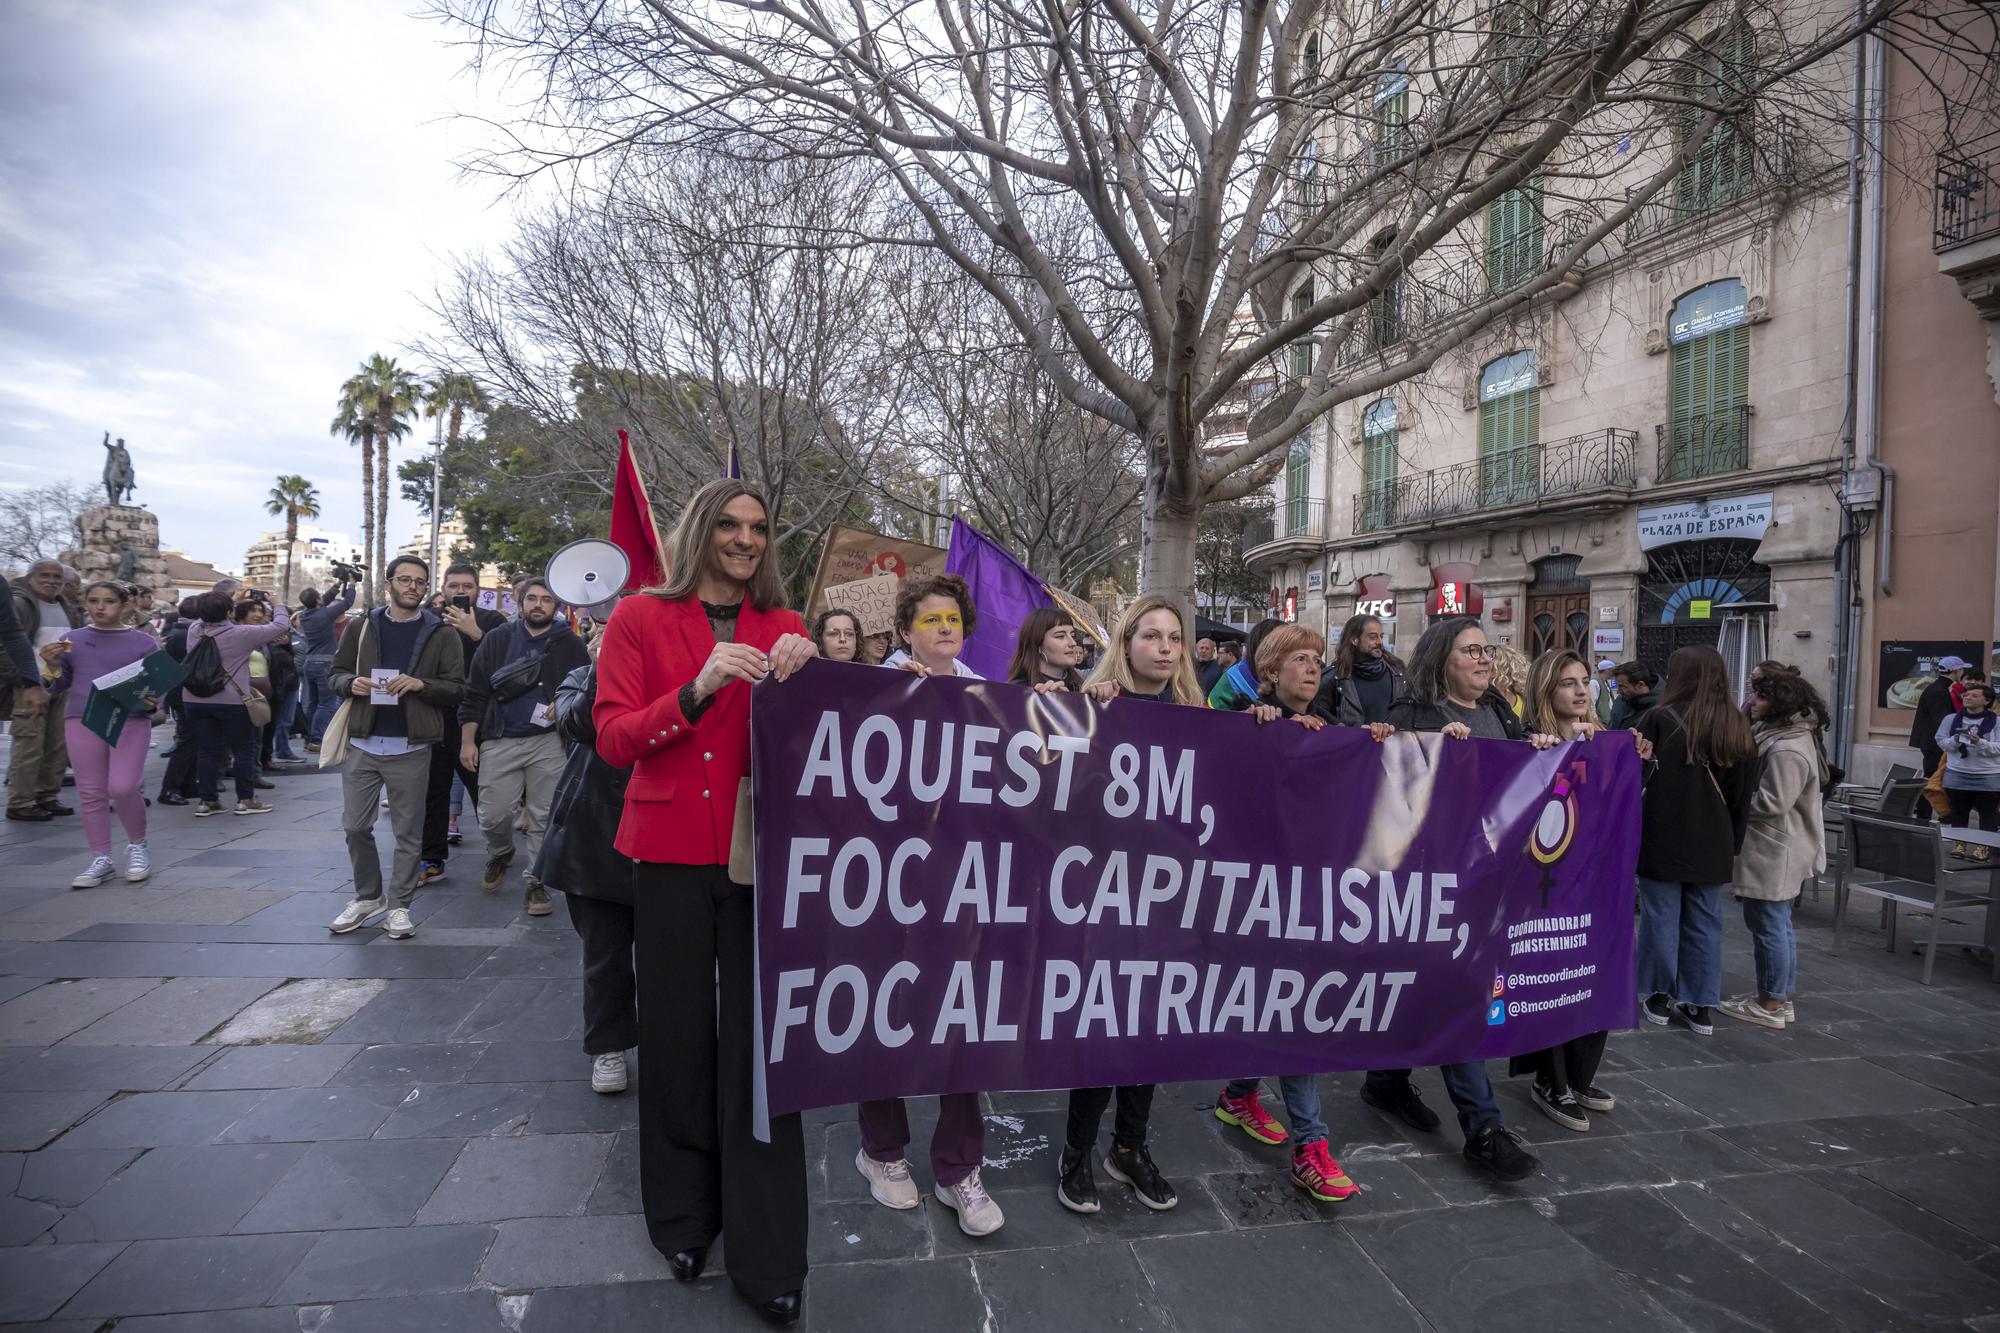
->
[437, 0, 1992, 606]
[421, 147, 916, 587]
[886, 269, 1143, 590]
[0, 481, 97, 571]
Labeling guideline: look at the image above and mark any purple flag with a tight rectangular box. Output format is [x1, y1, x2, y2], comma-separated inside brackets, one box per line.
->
[751, 663, 1641, 1120]
[943, 520, 1051, 681]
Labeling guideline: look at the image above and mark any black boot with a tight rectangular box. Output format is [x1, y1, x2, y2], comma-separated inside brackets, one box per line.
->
[667, 1246, 706, 1282]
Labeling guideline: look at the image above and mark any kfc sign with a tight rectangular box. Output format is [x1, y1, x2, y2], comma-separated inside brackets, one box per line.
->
[1353, 573, 1397, 622]
[1282, 587, 1299, 623]
[1428, 562, 1484, 618]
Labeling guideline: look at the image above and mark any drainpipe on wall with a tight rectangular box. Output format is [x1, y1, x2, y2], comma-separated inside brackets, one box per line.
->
[1831, 15, 1868, 767]
[1863, 29, 1894, 602]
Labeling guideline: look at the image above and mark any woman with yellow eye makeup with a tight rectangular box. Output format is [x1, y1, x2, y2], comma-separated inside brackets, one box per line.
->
[853, 572, 1004, 1236]
[880, 574, 983, 680]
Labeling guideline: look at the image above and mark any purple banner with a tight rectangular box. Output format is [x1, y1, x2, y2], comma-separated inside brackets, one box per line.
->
[752, 663, 1639, 1120]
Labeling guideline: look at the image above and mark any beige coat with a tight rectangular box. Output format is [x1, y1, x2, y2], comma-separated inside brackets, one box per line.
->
[1733, 721, 1827, 901]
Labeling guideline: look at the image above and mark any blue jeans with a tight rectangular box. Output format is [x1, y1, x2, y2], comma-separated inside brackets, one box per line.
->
[1637, 876, 1725, 1007]
[1364, 1064, 1502, 1136]
[273, 685, 300, 759]
[1226, 1075, 1327, 1145]
[304, 656, 336, 743]
[1739, 897, 1796, 1000]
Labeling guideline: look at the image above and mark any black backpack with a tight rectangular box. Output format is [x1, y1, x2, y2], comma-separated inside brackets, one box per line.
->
[182, 634, 228, 698]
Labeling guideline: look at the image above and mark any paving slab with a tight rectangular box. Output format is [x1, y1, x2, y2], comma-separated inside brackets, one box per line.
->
[14, 1145, 143, 1205]
[480, 1213, 677, 1288]
[215, 1084, 404, 1143]
[517, 1276, 776, 1332]
[60, 1232, 319, 1318]
[372, 1081, 544, 1139]
[415, 1132, 614, 1224]
[0, 1090, 114, 1151]
[974, 1243, 1178, 1332]
[0, 1043, 208, 1092]
[312, 1289, 517, 1332]
[0, 1241, 126, 1322]
[54, 1141, 307, 1241]
[1136, 1224, 1428, 1330]
[233, 1136, 465, 1232]
[1635, 1055, 1973, 1124]
[49, 1089, 271, 1150]
[272, 1222, 499, 1303]
[0, 977, 162, 1045]
[61, 976, 279, 1046]
[326, 1041, 485, 1086]
[183, 1042, 362, 1090]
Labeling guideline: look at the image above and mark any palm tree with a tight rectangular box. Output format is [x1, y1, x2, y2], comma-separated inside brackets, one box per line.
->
[359, 355, 421, 584]
[422, 372, 489, 567]
[265, 475, 321, 604]
[330, 383, 377, 606]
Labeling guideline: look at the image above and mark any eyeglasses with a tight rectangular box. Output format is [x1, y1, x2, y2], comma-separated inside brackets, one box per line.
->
[390, 576, 429, 590]
[1457, 644, 1497, 661]
[913, 610, 963, 631]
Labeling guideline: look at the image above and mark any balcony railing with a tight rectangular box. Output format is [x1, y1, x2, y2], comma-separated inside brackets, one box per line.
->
[1334, 209, 1595, 368]
[1655, 406, 1751, 482]
[1625, 117, 1798, 245]
[1936, 132, 2000, 252]
[1242, 498, 1330, 558]
[1352, 428, 1637, 534]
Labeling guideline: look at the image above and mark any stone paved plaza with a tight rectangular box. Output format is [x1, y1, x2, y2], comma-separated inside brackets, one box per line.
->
[2, 744, 1999, 1331]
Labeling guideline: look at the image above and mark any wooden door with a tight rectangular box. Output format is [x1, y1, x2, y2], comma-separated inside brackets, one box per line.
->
[1527, 591, 1590, 657]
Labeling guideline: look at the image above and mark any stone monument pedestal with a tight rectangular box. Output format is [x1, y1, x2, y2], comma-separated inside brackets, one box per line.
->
[62, 505, 175, 607]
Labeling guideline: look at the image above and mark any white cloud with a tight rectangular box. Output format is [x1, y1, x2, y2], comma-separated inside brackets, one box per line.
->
[0, 0, 523, 570]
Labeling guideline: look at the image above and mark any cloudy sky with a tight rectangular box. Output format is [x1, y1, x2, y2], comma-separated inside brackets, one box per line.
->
[0, 0, 522, 573]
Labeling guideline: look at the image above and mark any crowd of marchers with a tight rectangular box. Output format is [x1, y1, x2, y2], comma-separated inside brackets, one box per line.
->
[7, 483, 1995, 1329]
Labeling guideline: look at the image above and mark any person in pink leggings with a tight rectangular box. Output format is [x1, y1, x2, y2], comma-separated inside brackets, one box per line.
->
[44, 581, 160, 888]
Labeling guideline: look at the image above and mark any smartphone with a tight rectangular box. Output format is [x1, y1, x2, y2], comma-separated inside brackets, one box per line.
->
[450, 595, 473, 612]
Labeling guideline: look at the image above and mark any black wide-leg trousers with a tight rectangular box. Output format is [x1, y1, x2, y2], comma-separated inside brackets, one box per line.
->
[633, 862, 806, 1303]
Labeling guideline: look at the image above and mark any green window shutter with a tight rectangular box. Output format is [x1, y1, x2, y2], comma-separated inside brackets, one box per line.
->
[1485, 181, 1544, 292]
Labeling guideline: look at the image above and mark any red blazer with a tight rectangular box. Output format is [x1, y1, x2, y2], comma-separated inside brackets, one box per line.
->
[593, 593, 807, 865]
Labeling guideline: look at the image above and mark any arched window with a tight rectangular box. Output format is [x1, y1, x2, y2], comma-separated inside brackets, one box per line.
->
[1665, 278, 1749, 479]
[1284, 434, 1314, 537]
[1288, 279, 1315, 380]
[1358, 400, 1399, 532]
[1478, 351, 1540, 505]
[1297, 138, 1320, 212]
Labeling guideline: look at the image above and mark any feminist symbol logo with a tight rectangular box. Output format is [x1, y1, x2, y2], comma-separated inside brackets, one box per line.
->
[1527, 759, 1587, 909]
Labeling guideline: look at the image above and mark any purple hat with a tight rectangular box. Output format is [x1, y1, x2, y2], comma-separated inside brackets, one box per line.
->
[1937, 656, 1973, 671]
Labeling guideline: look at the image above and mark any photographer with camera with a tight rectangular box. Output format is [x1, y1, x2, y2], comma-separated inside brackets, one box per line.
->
[299, 567, 359, 750]
[458, 576, 586, 916]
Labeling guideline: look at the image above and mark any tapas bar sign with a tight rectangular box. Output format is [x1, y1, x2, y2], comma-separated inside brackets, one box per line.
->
[1636, 493, 1772, 551]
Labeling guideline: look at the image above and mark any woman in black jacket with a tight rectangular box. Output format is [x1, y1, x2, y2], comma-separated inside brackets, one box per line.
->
[1368, 616, 1555, 1183]
[1633, 645, 1758, 1036]
[531, 662, 636, 1094]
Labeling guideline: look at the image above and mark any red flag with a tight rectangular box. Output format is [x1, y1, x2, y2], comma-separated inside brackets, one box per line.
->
[610, 429, 666, 589]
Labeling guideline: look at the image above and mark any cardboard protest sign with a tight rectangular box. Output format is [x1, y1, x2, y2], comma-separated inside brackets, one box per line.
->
[821, 572, 901, 637]
[805, 525, 946, 620]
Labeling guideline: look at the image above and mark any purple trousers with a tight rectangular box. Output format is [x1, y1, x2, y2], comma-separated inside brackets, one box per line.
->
[857, 1094, 984, 1187]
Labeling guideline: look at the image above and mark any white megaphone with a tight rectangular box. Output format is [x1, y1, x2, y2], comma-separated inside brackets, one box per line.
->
[545, 539, 631, 617]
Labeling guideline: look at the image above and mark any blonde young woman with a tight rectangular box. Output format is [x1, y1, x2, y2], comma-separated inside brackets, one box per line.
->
[1057, 596, 1203, 1216]
[1490, 643, 1530, 717]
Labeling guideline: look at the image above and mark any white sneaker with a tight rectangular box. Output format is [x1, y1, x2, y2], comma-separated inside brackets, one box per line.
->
[328, 898, 387, 933]
[125, 842, 150, 883]
[71, 856, 116, 889]
[855, 1149, 919, 1210]
[935, 1168, 1005, 1237]
[382, 908, 416, 939]
[591, 1051, 628, 1094]
[1719, 995, 1786, 1030]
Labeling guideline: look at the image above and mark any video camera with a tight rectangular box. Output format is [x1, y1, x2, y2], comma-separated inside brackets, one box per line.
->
[329, 559, 366, 584]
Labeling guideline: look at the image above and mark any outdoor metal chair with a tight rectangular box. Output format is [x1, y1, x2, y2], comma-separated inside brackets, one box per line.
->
[1815, 771, 1925, 901]
[1832, 810, 1996, 985]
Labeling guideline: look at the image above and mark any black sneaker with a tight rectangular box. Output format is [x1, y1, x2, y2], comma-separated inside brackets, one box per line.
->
[1672, 1004, 1714, 1036]
[157, 792, 189, 807]
[1056, 1145, 1100, 1214]
[1361, 1078, 1442, 1133]
[1574, 1085, 1617, 1113]
[1463, 1125, 1538, 1182]
[1104, 1142, 1178, 1211]
[1641, 993, 1673, 1026]
[1530, 1081, 1590, 1132]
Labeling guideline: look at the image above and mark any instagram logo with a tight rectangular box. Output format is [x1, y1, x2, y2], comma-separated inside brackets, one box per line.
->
[1491, 972, 1507, 999]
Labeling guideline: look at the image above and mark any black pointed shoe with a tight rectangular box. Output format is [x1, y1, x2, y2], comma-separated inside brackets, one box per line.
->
[668, 1246, 707, 1283]
[750, 1290, 801, 1327]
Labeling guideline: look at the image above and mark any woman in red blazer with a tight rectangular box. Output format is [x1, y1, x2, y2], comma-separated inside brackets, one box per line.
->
[593, 479, 816, 1327]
